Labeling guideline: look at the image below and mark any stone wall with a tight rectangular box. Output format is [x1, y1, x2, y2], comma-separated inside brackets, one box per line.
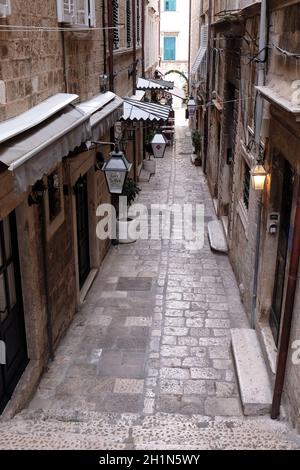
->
[0, 0, 105, 120]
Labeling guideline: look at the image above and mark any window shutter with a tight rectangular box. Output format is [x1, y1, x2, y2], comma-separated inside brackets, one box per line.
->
[200, 25, 208, 48]
[76, 0, 89, 26]
[0, 0, 11, 17]
[88, 0, 96, 27]
[126, 0, 132, 47]
[136, 0, 141, 46]
[57, 0, 75, 24]
[112, 0, 119, 50]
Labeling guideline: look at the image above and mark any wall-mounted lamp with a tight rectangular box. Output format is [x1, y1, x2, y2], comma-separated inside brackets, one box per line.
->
[99, 74, 109, 93]
[251, 164, 268, 191]
[28, 180, 46, 206]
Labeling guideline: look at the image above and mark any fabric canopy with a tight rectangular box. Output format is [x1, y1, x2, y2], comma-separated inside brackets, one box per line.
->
[121, 99, 171, 122]
[0, 106, 90, 193]
[137, 77, 174, 91]
[76, 92, 124, 140]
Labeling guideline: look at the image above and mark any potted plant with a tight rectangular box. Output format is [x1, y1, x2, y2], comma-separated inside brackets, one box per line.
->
[191, 130, 203, 166]
[143, 129, 156, 174]
[117, 178, 141, 244]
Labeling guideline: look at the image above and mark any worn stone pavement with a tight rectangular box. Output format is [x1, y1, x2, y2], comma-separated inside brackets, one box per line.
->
[0, 123, 299, 450]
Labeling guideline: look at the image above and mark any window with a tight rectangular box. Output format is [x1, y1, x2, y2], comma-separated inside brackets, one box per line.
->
[126, 0, 132, 48]
[164, 37, 176, 61]
[136, 0, 141, 46]
[0, 0, 11, 17]
[112, 0, 120, 50]
[56, 0, 96, 27]
[243, 162, 250, 210]
[48, 171, 62, 222]
[165, 0, 176, 11]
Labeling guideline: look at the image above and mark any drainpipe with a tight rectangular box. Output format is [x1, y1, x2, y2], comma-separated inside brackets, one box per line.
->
[188, 0, 192, 94]
[107, 0, 114, 92]
[271, 181, 300, 419]
[251, 0, 268, 329]
[132, 0, 137, 95]
[158, 0, 161, 67]
[61, 30, 68, 93]
[142, 0, 145, 76]
[40, 203, 54, 362]
[203, 0, 212, 175]
[102, 0, 107, 75]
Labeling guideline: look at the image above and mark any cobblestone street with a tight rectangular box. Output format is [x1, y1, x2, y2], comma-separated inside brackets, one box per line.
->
[0, 123, 299, 450]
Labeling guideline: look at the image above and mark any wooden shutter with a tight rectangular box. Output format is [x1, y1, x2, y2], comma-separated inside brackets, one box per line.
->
[112, 0, 119, 49]
[136, 0, 141, 46]
[126, 0, 132, 47]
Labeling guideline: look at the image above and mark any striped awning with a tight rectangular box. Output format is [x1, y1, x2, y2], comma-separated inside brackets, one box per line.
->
[121, 99, 171, 122]
[191, 25, 208, 76]
[137, 77, 174, 91]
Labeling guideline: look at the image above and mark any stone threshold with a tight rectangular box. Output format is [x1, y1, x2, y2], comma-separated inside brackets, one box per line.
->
[79, 269, 98, 305]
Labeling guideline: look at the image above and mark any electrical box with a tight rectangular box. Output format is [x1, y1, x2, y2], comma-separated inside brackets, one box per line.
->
[268, 212, 280, 235]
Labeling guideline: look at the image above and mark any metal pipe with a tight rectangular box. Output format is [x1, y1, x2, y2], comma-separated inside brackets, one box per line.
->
[252, 0, 268, 328]
[102, 0, 107, 74]
[254, 0, 268, 145]
[272, 180, 300, 419]
[40, 202, 54, 362]
[132, 0, 137, 95]
[203, 0, 212, 175]
[142, 0, 145, 76]
[107, 0, 114, 92]
[188, 0, 192, 94]
[61, 30, 68, 93]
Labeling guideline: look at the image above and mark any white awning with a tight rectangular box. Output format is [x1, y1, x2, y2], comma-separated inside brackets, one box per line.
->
[128, 90, 146, 102]
[168, 87, 186, 100]
[0, 105, 90, 193]
[137, 77, 174, 90]
[0, 93, 79, 144]
[191, 25, 208, 76]
[121, 99, 171, 122]
[76, 92, 124, 140]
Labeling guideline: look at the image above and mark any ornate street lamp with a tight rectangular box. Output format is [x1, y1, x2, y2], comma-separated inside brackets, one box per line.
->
[187, 95, 196, 118]
[99, 74, 109, 93]
[251, 164, 268, 191]
[151, 133, 168, 159]
[102, 145, 132, 194]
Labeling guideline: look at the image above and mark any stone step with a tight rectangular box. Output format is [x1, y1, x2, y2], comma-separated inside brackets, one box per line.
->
[138, 169, 151, 182]
[208, 220, 228, 253]
[231, 328, 273, 416]
[0, 411, 299, 449]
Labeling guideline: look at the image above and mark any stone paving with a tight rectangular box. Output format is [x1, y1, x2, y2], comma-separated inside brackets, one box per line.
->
[0, 123, 299, 449]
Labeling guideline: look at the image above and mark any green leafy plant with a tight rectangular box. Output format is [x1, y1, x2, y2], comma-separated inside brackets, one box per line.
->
[122, 178, 141, 206]
[192, 130, 203, 154]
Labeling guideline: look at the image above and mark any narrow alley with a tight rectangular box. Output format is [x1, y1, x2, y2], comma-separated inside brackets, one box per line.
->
[0, 123, 299, 450]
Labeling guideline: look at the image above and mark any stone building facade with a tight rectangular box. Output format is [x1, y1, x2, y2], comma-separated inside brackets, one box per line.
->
[0, 0, 159, 416]
[193, 0, 300, 431]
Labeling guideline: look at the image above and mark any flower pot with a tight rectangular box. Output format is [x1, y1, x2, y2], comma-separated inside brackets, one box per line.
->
[116, 217, 137, 244]
[143, 158, 156, 174]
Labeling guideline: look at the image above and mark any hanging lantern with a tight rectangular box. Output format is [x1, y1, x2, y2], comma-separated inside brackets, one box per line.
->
[187, 96, 196, 118]
[102, 146, 132, 194]
[251, 164, 267, 191]
[151, 133, 168, 159]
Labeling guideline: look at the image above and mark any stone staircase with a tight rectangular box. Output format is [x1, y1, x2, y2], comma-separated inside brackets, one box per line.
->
[0, 409, 299, 450]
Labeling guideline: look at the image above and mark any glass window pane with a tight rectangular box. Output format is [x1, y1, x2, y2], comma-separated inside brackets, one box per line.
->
[0, 273, 7, 323]
[7, 263, 16, 309]
[3, 217, 11, 259]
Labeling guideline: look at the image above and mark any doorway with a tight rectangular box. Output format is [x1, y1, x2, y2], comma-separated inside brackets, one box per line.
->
[0, 211, 28, 413]
[270, 159, 294, 345]
[75, 174, 90, 289]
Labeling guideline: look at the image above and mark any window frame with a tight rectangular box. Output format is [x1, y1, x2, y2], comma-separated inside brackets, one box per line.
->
[164, 36, 176, 61]
[56, 0, 96, 27]
[0, 0, 12, 17]
[112, 0, 120, 50]
[165, 0, 176, 11]
[44, 167, 65, 239]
